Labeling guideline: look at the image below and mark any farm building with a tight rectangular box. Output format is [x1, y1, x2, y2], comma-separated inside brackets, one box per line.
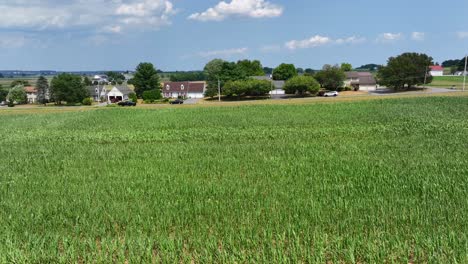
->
[87, 85, 134, 103]
[429, 66, 444, 76]
[162, 82, 206, 99]
[24, 86, 38, 104]
[344, 72, 377, 91]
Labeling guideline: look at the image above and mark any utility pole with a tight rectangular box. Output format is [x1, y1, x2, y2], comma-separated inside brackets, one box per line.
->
[423, 66, 428, 89]
[218, 79, 221, 102]
[464, 55, 467, 92]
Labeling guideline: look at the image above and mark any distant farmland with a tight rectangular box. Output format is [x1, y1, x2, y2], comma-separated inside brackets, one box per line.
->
[1, 96, 468, 262]
[427, 76, 466, 88]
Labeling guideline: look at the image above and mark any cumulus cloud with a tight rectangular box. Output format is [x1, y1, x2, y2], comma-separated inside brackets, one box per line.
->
[196, 47, 248, 58]
[377, 33, 403, 42]
[457, 31, 468, 39]
[411, 32, 425, 41]
[285, 35, 365, 50]
[188, 0, 283, 21]
[0, 0, 176, 33]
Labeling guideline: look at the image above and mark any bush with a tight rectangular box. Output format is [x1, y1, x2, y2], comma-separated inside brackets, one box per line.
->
[129, 92, 138, 103]
[142, 90, 162, 103]
[82, 97, 93, 106]
[284, 76, 320, 96]
[7, 100, 14, 107]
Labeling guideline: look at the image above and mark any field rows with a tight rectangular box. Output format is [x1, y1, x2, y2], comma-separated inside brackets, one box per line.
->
[1, 97, 468, 262]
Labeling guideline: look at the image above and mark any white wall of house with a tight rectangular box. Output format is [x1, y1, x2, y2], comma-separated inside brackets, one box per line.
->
[107, 87, 128, 102]
[359, 85, 378, 91]
[430, 70, 444, 77]
[27, 93, 37, 104]
[269, 89, 285, 95]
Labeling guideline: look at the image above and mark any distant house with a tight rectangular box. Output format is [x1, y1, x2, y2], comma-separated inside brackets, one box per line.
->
[92, 75, 109, 84]
[344, 72, 377, 91]
[252, 75, 286, 95]
[429, 66, 444, 77]
[24, 86, 38, 104]
[87, 86, 108, 102]
[162, 82, 206, 99]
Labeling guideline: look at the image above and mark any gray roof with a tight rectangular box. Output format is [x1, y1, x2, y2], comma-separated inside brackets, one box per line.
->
[114, 85, 133, 95]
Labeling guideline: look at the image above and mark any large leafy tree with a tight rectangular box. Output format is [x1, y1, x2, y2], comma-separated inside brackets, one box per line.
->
[272, 63, 297, 80]
[223, 79, 271, 97]
[457, 57, 468, 71]
[170, 71, 205, 82]
[0, 85, 7, 102]
[314, 64, 346, 90]
[132, 63, 161, 97]
[204, 59, 247, 97]
[50, 73, 88, 104]
[236, 60, 265, 76]
[377, 52, 433, 90]
[36, 76, 49, 104]
[284, 76, 320, 96]
[341, 63, 353, 72]
[8, 85, 27, 104]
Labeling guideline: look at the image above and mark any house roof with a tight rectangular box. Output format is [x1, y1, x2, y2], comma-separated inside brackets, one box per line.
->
[345, 72, 376, 85]
[345, 72, 373, 79]
[163, 82, 205, 93]
[24, 86, 37, 93]
[251, 76, 285, 89]
[430, 66, 444, 71]
[359, 76, 377, 85]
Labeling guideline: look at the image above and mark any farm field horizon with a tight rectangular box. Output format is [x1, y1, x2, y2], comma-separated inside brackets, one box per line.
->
[1, 96, 468, 262]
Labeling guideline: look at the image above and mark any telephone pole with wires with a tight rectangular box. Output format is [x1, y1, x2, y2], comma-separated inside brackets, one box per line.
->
[463, 55, 467, 92]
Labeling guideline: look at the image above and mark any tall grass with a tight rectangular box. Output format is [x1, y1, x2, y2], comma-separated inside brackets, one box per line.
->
[1, 96, 468, 262]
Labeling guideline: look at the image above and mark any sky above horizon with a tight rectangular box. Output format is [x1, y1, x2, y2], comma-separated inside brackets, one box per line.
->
[0, 0, 467, 71]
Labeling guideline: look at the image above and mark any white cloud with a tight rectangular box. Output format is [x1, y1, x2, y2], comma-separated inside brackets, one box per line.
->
[0, 1, 176, 33]
[196, 47, 248, 58]
[285, 35, 332, 50]
[335, 36, 366, 44]
[411, 32, 425, 41]
[377, 33, 403, 42]
[285, 35, 365, 50]
[188, 0, 283, 21]
[457, 31, 468, 39]
[0, 35, 27, 48]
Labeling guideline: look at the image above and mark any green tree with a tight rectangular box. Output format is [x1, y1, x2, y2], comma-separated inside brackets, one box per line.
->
[223, 79, 271, 97]
[341, 63, 353, 72]
[236, 60, 265, 76]
[8, 85, 27, 104]
[50, 73, 88, 104]
[170, 71, 205, 82]
[36, 76, 49, 104]
[142, 90, 162, 103]
[296, 68, 304, 74]
[314, 64, 346, 90]
[284, 76, 320, 96]
[263, 67, 273, 75]
[457, 57, 468, 71]
[83, 76, 93, 86]
[377, 53, 433, 90]
[204, 59, 226, 97]
[132, 63, 161, 98]
[129, 92, 138, 103]
[0, 85, 7, 102]
[272, 63, 297, 80]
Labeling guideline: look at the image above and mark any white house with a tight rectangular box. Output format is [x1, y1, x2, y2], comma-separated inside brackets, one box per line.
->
[162, 82, 206, 99]
[344, 72, 377, 91]
[429, 66, 444, 77]
[252, 75, 286, 95]
[24, 86, 38, 104]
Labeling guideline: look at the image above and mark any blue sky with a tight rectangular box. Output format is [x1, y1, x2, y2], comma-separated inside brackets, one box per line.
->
[0, 0, 467, 71]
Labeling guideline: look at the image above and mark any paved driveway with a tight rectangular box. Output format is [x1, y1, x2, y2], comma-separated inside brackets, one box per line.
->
[184, 99, 200, 105]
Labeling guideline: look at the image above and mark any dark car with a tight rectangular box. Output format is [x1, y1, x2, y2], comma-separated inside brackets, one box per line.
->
[170, 99, 184, 105]
[118, 101, 137, 107]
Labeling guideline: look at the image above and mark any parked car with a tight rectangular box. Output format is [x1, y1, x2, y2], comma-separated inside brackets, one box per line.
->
[118, 101, 136, 107]
[324, 91, 339, 97]
[170, 99, 184, 105]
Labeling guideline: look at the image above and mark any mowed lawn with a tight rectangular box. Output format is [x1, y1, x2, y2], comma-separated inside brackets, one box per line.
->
[427, 76, 466, 88]
[1, 97, 468, 262]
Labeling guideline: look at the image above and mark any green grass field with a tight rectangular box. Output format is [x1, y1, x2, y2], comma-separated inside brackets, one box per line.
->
[1, 97, 468, 262]
[427, 76, 466, 88]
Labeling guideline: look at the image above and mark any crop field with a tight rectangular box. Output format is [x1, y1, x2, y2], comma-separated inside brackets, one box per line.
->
[427, 76, 466, 88]
[1, 96, 468, 262]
